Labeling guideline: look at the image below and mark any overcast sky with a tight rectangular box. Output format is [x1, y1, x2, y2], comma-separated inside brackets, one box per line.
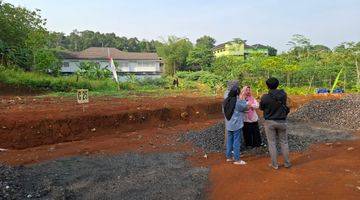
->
[6, 0, 360, 52]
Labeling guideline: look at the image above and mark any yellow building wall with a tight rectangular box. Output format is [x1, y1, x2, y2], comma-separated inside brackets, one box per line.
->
[213, 42, 245, 58]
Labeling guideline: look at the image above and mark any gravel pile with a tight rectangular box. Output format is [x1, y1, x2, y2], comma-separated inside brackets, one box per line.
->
[0, 165, 27, 199]
[0, 152, 209, 200]
[182, 123, 226, 153]
[182, 121, 353, 154]
[289, 94, 360, 130]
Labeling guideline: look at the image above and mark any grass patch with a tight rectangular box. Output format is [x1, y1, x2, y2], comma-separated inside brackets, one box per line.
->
[0, 68, 118, 92]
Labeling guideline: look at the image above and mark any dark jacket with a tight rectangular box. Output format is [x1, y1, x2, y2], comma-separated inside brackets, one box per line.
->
[260, 89, 289, 120]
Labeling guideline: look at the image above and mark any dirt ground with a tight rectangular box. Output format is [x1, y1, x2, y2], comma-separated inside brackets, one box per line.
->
[190, 137, 360, 200]
[1, 93, 359, 199]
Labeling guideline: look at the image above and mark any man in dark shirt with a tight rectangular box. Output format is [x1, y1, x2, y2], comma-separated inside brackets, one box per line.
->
[260, 77, 291, 169]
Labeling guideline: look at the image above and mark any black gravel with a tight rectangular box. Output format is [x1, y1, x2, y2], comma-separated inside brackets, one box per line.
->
[182, 120, 354, 155]
[288, 94, 360, 130]
[182, 96, 359, 154]
[181, 123, 226, 153]
[0, 152, 209, 200]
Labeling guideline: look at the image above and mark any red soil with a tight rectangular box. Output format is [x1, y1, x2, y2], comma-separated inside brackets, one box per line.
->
[190, 139, 360, 200]
[0, 95, 222, 149]
[1, 93, 356, 199]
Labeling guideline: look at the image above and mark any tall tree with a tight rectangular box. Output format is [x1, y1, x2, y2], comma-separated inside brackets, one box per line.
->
[196, 35, 216, 49]
[287, 34, 311, 59]
[156, 36, 193, 75]
[187, 35, 216, 71]
[0, 1, 48, 69]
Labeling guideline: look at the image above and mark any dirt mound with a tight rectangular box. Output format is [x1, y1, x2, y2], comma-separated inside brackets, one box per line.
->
[289, 94, 360, 130]
[0, 97, 223, 149]
[0, 152, 209, 200]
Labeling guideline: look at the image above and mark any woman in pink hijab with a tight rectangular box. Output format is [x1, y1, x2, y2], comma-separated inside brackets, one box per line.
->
[240, 86, 262, 148]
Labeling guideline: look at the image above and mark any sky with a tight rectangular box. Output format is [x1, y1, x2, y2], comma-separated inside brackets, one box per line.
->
[5, 0, 360, 52]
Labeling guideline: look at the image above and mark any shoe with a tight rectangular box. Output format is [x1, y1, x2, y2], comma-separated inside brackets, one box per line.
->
[283, 163, 292, 168]
[226, 158, 234, 162]
[234, 160, 247, 165]
[268, 163, 279, 170]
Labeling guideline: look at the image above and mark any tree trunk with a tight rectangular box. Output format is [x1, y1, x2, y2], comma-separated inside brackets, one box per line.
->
[173, 60, 176, 76]
[344, 70, 347, 91]
[356, 57, 360, 87]
[308, 75, 314, 90]
[287, 73, 290, 87]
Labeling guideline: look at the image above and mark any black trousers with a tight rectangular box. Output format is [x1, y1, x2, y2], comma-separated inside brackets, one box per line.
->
[243, 121, 262, 147]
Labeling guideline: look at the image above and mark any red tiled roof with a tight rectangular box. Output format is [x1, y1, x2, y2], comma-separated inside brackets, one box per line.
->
[60, 47, 160, 60]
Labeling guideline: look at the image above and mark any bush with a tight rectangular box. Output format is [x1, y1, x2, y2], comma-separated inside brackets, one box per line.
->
[77, 61, 112, 80]
[176, 71, 224, 88]
[137, 77, 170, 87]
[0, 68, 118, 92]
[34, 49, 62, 75]
[283, 86, 314, 95]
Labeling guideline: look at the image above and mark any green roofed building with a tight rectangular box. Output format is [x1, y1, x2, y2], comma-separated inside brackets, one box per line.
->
[212, 40, 277, 59]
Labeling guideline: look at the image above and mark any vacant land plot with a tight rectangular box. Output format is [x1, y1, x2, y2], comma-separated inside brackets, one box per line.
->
[1, 94, 359, 200]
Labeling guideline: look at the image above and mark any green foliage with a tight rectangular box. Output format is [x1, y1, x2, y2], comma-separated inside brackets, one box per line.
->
[156, 36, 193, 75]
[76, 61, 112, 80]
[196, 36, 216, 49]
[283, 87, 314, 95]
[48, 30, 158, 52]
[0, 1, 49, 69]
[125, 73, 138, 83]
[137, 77, 171, 87]
[176, 71, 224, 88]
[0, 68, 118, 92]
[187, 36, 216, 71]
[211, 56, 244, 78]
[34, 49, 61, 75]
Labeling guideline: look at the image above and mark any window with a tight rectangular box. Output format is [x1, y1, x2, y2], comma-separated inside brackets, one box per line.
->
[63, 62, 69, 67]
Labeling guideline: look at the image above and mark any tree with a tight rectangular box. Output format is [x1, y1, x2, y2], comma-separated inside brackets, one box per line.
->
[311, 44, 331, 53]
[156, 36, 193, 75]
[287, 34, 311, 59]
[281, 64, 300, 86]
[261, 56, 283, 78]
[0, 1, 48, 69]
[196, 35, 216, 49]
[187, 36, 216, 71]
[33, 49, 61, 75]
[211, 56, 243, 78]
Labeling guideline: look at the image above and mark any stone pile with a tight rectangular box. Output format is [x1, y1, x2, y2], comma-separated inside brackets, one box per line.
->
[289, 94, 360, 131]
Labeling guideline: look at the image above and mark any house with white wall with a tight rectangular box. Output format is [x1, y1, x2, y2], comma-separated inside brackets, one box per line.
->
[60, 47, 163, 79]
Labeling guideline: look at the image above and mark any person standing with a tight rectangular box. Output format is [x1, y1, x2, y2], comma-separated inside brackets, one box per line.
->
[223, 80, 239, 149]
[223, 85, 249, 165]
[224, 80, 239, 98]
[260, 77, 291, 170]
[240, 86, 262, 148]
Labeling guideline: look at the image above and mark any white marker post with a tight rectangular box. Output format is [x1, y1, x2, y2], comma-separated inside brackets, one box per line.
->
[77, 89, 89, 112]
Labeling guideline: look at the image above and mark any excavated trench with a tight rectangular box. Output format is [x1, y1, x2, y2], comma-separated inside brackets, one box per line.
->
[0, 101, 222, 149]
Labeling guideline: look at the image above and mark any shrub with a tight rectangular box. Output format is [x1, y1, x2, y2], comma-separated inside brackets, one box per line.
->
[0, 68, 118, 92]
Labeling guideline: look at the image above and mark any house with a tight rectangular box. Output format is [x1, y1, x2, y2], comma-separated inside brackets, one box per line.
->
[212, 41, 277, 59]
[59, 47, 163, 79]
